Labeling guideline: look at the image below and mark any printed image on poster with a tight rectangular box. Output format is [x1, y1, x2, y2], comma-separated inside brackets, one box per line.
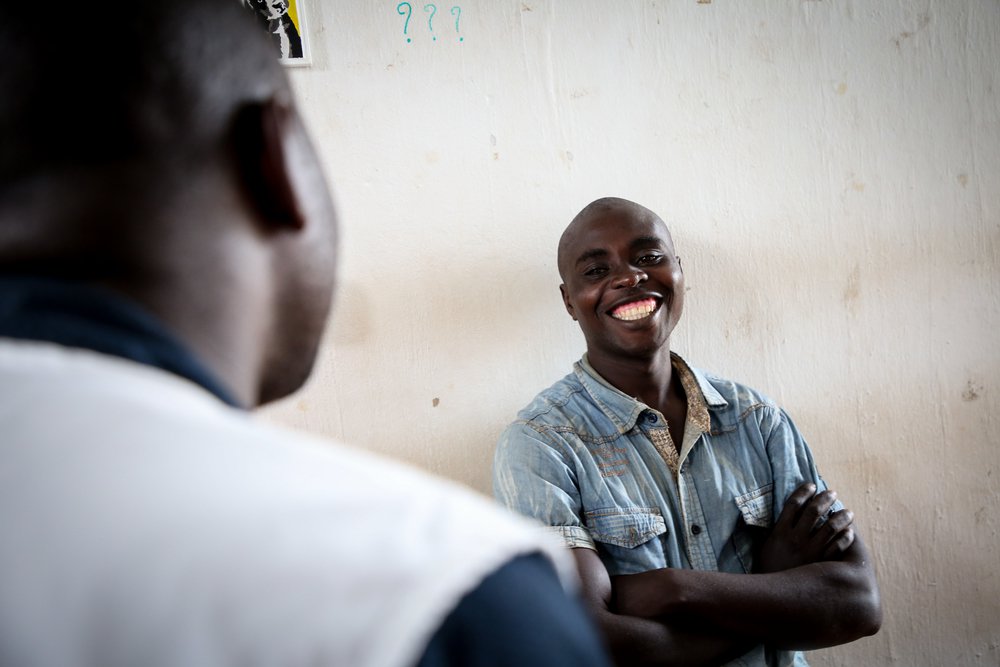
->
[240, 0, 310, 65]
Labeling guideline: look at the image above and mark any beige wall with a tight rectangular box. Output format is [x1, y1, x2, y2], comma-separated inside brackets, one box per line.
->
[262, 1, 1000, 664]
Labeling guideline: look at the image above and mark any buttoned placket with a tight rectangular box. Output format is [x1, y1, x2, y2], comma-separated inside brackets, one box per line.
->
[637, 357, 718, 571]
[577, 354, 723, 571]
[676, 431, 717, 570]
[642, 411, 717, 570]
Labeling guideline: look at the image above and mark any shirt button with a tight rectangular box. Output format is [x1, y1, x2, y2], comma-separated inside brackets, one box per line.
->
[691, 524, 703, 535]
[645, 413, 657, 423]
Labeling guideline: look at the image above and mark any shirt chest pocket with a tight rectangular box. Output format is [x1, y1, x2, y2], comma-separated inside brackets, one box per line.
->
[585, 507, 667, 549]
[735, 483, 774, 528]
[730, 483, 774, 573]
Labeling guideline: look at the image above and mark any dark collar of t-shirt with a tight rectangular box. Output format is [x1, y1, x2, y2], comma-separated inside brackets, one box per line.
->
[0, 275, 242, 409]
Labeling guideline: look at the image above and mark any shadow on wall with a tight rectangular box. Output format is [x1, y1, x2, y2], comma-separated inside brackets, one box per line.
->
[325, 279, 374, 347]
[277, 244, 576, 493]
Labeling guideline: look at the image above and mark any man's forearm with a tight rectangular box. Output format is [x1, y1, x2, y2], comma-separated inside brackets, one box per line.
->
[613, 539, 882, 650]
[589, 607, 755, 667]
[572, 547, 754, 667]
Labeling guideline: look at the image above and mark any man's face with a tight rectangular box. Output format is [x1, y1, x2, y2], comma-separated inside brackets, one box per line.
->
[558, 206, 684, 366]
[251, 0, 289, 21]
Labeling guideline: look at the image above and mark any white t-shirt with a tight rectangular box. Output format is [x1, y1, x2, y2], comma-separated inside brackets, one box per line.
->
[0, 340, 572, 667]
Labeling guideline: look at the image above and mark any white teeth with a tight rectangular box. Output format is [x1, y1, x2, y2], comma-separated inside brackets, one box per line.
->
[611, 299, 657, 321]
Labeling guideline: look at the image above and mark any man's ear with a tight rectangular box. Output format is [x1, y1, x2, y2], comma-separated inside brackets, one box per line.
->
[559, 284, 577, 321]
[232, 97, 307, 231]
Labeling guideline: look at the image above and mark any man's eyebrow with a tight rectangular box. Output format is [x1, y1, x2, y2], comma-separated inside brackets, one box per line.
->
[574, 248, 608, 266]
[630, 235, 666, 249]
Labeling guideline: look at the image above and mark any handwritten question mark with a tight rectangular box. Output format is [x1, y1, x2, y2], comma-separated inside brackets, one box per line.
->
[397, 2, 412, 43]
[450, 6, 463, 42]
[424, 4, 437, 41]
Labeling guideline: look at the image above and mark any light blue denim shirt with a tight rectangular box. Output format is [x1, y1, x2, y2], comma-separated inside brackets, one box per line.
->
[494, 353, 836, 667]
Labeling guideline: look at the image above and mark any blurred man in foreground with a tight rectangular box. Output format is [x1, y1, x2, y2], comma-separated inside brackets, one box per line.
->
[0, 3, 610, 666]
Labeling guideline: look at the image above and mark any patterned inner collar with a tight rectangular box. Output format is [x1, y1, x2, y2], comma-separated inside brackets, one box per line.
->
[670, 352, 712, 434]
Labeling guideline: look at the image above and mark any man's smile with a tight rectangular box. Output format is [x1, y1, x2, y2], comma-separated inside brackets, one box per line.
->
[609, 298, 658, 322]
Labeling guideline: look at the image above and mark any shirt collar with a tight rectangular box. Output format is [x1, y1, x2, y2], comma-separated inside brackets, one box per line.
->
[574, 351, 727, 434]
[0, 276, 242, 408]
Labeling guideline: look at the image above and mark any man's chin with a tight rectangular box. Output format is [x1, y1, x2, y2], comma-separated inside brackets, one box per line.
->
[257, 357, 316, 407]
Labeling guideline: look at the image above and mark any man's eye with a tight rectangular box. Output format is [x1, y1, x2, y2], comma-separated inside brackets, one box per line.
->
[636, 254, 663, 265]
[584, 266, 608, 278]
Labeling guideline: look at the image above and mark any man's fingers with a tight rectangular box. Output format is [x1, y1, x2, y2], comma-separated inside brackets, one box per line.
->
[802, 489, 838, 532]
[822, 524, 856, 559]
[823, 508, 854, 536]
[819, 508, 855, 558]
[775, 482, 817, 528]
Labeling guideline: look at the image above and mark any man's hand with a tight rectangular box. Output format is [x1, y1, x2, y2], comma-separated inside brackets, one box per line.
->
[756, 482, 855, 574]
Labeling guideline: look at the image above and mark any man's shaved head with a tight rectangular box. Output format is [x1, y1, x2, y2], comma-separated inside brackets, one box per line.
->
[0, 0, 296, 276]
[557, 197, 674, 282]
[0, 0, 284, 189]
[0, 0, 339, 406]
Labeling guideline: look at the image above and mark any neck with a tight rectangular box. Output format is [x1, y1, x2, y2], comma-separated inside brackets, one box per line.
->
[108, 258, 269, 409]
[101, 213, 273, 408]
[2, 169, 272, 406]
[587, 345, 680, 414]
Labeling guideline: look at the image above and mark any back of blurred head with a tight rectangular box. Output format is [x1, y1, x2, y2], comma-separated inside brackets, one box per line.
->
[0, 0, 338, 406]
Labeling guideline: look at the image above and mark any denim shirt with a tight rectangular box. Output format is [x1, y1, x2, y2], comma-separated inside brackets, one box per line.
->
[493, 353, 835, 667]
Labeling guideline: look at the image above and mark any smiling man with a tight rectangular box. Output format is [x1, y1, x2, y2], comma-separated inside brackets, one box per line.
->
[493, 197, 882, 666]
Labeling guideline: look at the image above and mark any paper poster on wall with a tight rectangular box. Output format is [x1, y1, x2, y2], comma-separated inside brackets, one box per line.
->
[240, 0, 311, 66]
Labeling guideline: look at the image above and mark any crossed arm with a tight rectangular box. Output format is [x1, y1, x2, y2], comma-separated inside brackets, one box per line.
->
[574, 484, 883, 667]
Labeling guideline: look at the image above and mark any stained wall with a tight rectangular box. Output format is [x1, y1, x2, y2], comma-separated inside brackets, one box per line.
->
[263, 2, 1000, 663]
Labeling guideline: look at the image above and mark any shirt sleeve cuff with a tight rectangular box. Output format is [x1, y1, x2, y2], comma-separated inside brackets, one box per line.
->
[549, 525, 596, 550]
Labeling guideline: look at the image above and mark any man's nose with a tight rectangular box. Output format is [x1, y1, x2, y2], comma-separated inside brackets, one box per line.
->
[611, 267, 647, 289]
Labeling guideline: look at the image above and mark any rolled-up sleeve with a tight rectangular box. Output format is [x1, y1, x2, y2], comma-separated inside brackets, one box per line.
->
[493, 422, 595, 551]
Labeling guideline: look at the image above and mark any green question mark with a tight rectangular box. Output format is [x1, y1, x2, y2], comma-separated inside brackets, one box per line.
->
[451, 6, 463, 42]
[397, 2, 412, 43]
[424, 4, 437, 41]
